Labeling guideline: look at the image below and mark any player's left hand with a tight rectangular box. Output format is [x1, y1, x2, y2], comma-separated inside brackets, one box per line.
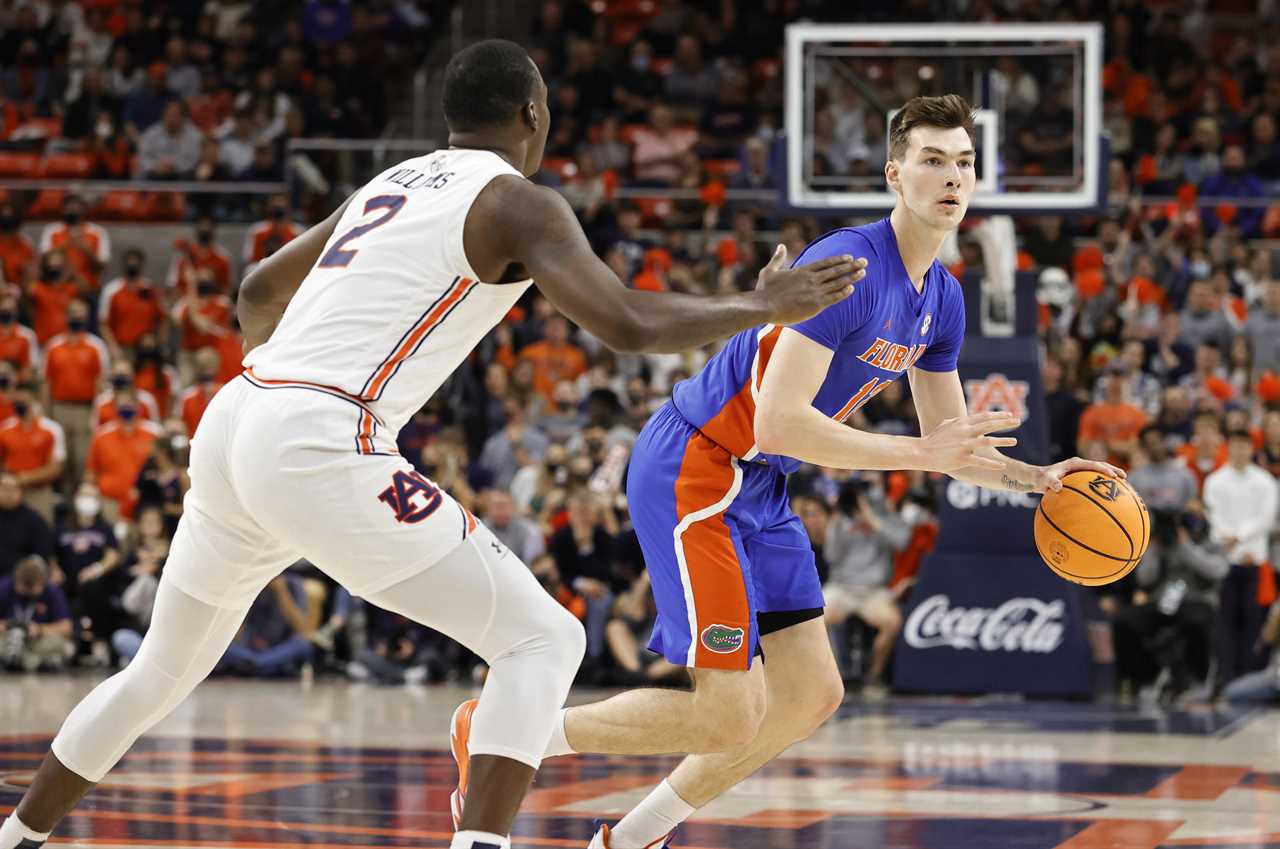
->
[1036, 457, 1126, 493]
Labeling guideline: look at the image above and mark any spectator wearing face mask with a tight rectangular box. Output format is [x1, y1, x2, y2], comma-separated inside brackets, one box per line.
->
[38, 196, 110, 290]
[168, 215, 232, 295]
[27, 250, 90, 345]
[84, 398, 162, 522]
[0, 388, 65, 523]
[172, 273, 233, 384]
[242, 195, 301, 265]
[0, 203, 36, 288]
[92, 362, 161, 429]
[0, 556, 74, 673]
[131, 332, 177, 419]
[0, 293, 39, 383]
[53, 481, 122, 665]
[177, 349, 223, 438]
[98, 248, 165, 360]
[43, 299, 110, 491]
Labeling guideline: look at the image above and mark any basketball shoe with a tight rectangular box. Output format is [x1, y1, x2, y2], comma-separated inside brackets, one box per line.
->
[448, 698, 478, 829]
[586, 819, 677, 848]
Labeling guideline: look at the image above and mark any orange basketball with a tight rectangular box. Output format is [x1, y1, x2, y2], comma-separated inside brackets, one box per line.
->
[1033, 470, 1149, 586]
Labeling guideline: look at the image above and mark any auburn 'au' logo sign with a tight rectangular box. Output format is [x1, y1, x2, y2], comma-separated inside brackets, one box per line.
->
[964, 373, 1030, 421]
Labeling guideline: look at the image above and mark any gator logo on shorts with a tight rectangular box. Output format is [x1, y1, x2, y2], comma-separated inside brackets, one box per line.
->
[700, 624, 745, 654]
[1088, 475, 1119, 501]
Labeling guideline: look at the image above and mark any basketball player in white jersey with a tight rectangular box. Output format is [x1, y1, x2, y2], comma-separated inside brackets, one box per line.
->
[0, 40, 863, 849]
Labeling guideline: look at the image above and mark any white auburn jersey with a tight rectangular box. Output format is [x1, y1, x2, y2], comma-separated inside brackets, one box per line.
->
[244, 148, 532, 452]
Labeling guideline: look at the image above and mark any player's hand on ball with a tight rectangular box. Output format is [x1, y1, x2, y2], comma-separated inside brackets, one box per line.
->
[921, 411, 1019, 473]
[755, 244, 866, 325]
[1036, 457, 1126, 493]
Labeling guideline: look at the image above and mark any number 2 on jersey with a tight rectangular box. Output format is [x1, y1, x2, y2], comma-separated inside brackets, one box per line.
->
[318, 194, 407, 268]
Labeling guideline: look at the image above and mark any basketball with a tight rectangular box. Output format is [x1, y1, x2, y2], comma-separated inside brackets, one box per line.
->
[1034, 471, 1150, 586]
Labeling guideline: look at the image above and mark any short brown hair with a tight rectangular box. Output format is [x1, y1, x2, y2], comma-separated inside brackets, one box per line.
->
[15, 555, 48, 590]
[888, 95, 977, 161]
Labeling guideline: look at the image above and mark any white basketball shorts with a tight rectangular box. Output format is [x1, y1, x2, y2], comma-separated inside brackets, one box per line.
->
[165, 374, 478, 608]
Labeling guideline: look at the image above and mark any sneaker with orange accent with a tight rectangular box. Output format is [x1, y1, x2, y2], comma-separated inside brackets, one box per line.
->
[586, 819, 677, 848]
[449, 698, 479, 829]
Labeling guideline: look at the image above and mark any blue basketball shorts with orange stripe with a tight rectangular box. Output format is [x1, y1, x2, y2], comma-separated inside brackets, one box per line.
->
[626, 402, 824, 671]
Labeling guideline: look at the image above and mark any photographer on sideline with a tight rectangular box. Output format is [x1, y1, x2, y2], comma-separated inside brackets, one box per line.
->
[822, 472, 910, 693]
[1112, 506, 1229, 702]
[1220, 598, 1280, 704]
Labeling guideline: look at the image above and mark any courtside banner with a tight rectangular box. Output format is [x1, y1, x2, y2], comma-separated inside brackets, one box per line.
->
[892, 553, 1093, 696]
[952, 335, 1047, 467]
[930, 336, 1047, 556]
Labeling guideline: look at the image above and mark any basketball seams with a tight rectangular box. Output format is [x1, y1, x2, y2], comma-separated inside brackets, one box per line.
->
[1060, 482, 1136, 561]
[1034, 508, 1139, 584]
[1035, 502, 1131, 563]
[1035, 472, 1149, 586]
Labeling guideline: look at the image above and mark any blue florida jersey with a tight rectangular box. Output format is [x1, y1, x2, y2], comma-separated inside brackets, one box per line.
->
[670, 217, 966, 474]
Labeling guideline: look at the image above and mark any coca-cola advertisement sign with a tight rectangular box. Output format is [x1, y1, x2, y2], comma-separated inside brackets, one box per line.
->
[904, 595, 1066, 653]
[894, 555, 1092, 696]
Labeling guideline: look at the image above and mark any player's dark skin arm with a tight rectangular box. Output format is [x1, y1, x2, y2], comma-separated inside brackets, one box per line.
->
[464, 176, 864, 353]
[237, 194, 355, 351]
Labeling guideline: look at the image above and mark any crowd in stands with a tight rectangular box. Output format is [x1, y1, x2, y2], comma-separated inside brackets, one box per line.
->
[0, 0, 442, 221]
[2, 0, 1280, 705]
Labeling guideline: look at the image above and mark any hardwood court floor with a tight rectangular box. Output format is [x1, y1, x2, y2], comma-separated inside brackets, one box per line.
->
[4, 674, 1280, 848]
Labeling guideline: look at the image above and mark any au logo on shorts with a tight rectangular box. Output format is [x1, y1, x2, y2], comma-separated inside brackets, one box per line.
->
[701, 623, 745, 654]
[1088, 475, 1120, 501]
[378, 469, 443, 524]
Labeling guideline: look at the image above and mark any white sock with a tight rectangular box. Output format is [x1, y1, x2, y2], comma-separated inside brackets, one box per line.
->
[0, 814, 51, 849]
[610, 780, 695, 849]
[449, 830, 509, 849]
[542, 708, 575, 758]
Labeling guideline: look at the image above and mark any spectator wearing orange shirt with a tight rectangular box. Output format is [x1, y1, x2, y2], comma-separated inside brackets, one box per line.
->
[0, 294, 40, 382]
[1077, 367, 1148, 467]
[92, 361, 161, 430]
[168, 214, 233, 295]
[518, 315, 588, 402]
[44, 300, 111, 491]
[38, 196, 111, 290]
[177, 348, 222, 438]
[84, 402, 162, 522]
[0, 387, 66, 522]
[0, 202, 36, 288]
[172, 271, 232, 382]
[241, 194, 301, 265]
[131, 332, 177, 420]
[98, 248, 166, 358]
[27, 250, 90, 344]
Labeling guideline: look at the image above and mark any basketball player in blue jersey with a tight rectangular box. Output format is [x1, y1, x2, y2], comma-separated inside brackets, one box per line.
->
[448, 94, 1125, 849]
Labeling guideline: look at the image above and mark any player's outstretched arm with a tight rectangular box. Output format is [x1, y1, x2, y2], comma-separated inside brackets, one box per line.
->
[477, 180, 862, 353]
[754, 329, 1019, 472]
[237, 193, 355, 351]
[907, 366, 1124, 492]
